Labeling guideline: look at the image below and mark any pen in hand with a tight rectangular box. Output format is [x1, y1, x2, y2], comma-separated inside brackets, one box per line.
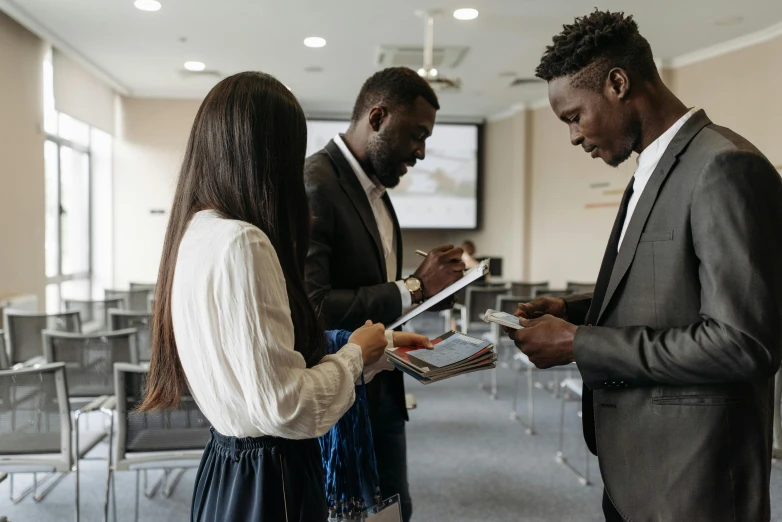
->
[415, 250, 428, 258]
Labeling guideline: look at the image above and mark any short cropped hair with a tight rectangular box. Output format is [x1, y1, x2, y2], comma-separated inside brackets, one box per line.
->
[535, 10, 659, 90]
[350, 67, 440, 122]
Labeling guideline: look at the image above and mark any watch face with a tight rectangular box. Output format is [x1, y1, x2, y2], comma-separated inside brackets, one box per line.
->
[405, 278, 421, 292]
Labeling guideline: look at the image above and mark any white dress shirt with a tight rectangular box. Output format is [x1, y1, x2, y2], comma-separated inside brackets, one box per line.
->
[333, 134, 414, 311]
[172, 210, 376, 439]
[619, 108, 698, 250]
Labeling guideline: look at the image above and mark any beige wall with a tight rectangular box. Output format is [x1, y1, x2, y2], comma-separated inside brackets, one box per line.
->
[526, 107, 635, 289]
[670, 36, 782, 167]
[113, 97, 201, 287]
[0, 12, 46, 303]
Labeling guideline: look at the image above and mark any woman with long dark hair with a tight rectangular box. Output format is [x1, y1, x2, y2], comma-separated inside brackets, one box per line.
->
[138, 71, 430, 521]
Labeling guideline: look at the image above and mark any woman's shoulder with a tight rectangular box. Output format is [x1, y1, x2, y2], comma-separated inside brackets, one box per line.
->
[191, 210, 271, 246]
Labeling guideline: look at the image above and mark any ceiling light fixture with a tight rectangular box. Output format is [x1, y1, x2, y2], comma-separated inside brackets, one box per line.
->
[453, 8, 478, 21]
[304, 37, 327, 48]
[184, 61, 206, 72]
[134, 0, 162, 12]
[417, 68, 427, 77]
[430, 68, 438, 77]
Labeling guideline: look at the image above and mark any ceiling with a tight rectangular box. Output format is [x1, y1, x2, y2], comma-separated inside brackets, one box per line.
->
[5, 0, 782, 118]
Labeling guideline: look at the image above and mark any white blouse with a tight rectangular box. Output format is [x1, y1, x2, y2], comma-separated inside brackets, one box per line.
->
[172, 210, 385, 439]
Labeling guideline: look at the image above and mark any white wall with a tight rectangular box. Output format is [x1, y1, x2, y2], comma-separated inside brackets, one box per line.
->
[113, 97, 201, 287]
[0, 11, 46, 303]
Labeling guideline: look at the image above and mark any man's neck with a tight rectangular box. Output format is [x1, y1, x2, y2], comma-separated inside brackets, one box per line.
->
[635, 85, 690, 154]
[342, 128, 375, 176]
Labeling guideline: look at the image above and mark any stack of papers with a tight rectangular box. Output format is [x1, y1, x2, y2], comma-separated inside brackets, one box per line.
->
[386, 331, 496, 385]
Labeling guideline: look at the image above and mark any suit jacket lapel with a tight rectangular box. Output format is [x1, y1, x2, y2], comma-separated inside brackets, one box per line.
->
[324, 140, 387, 277]
[596, 110, 712, 323]
[382, 192, 403, 280]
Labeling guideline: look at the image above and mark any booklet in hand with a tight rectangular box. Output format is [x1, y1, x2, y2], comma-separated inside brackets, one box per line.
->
[386, 331, 496, 385]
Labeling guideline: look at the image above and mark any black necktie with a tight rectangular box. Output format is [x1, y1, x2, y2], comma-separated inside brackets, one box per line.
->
[586, 179, 635, 325]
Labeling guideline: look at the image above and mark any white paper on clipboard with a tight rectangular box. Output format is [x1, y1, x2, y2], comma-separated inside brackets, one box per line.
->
[388, 259, 490, 330]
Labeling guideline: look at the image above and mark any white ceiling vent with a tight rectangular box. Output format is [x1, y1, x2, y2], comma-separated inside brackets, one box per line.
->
[376, 45, 468, 70]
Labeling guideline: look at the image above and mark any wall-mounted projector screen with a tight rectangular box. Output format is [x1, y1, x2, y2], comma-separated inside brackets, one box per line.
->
[306, 120, 481, 230]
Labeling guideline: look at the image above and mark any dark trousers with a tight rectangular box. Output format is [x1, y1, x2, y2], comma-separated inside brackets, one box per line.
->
[191, 429, 327, 522]
[371, 418, 412, 522]
[603, 490, 626, 522]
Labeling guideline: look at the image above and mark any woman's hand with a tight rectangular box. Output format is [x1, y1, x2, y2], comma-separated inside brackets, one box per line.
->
[349, 321, 388, 365]
[392, 331, 433, 349]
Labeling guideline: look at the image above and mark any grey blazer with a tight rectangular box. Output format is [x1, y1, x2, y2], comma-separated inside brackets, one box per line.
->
[565, 110, 782, 522]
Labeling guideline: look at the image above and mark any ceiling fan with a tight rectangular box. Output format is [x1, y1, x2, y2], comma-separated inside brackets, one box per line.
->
[415, 10, 461, 91]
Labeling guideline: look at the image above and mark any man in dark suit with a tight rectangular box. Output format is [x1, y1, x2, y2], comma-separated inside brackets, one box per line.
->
[510, 10, 782, 522]
[304, 67, 465, 521]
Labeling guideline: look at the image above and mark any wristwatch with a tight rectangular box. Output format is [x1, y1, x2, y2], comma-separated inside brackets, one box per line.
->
[404, 276, 425, 304]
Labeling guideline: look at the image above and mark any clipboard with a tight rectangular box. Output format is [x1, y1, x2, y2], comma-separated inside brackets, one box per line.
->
[388, 259, 490, 330]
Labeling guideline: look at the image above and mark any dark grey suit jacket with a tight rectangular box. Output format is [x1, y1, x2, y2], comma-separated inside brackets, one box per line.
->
[304, 139, 408, 423]
[565, 110, 782, 521]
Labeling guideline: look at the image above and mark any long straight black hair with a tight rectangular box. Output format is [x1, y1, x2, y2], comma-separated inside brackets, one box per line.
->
[140, 72, 326, 410]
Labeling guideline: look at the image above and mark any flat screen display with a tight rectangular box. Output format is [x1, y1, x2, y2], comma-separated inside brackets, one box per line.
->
[306, 120, 480, 230]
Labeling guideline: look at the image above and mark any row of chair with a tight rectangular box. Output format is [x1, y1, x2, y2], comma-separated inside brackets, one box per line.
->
[0, 361, 210, 522]
[0, 308, 151, 370]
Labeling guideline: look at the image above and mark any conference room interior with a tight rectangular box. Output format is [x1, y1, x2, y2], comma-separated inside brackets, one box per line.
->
[1, 1, 782, 521]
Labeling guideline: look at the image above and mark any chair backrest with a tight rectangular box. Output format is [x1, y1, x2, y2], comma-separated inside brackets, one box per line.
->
[104, 290, 150, 312]
[128, 283, 156, 293]
[64, 298, 123, 331]
[464, 286, 509, 333]
[510, 282, 549, 297]
[109, 310, 151, 362]
[0, 363, 72, 464]
[0, 331, 6, 370]
[566, 282, 596, 294]
[495, 295, 533, 315]
[3, 311, 82, 368]
[534, 288, 573, 298]
[114, 363, 211, 462]
[43, 329, 138, 399]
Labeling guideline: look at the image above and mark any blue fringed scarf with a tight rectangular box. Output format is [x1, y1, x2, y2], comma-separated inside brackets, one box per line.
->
[320, 330, 381, 520]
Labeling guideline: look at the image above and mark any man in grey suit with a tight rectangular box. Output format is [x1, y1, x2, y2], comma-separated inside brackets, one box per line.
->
[511, 10, 782, 522]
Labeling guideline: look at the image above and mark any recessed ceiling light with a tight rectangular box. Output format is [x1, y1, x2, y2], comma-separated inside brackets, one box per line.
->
[134, 0, 161, 12]
[417, 68, 427, 77]
[430, 68, 438, 77]
[184, 61, 206, 72]
[453, 8, 479, 21]
[304, 37, 327, 48]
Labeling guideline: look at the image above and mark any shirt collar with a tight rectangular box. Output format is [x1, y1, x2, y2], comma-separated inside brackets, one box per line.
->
[636, 107, 699, 170]
[333, 134, 386, 200]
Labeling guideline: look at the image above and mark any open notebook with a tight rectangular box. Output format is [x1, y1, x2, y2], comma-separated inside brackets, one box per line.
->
[386, 331, 496, 385]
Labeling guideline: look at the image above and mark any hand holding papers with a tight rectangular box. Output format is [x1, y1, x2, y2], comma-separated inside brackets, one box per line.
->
[386, 331, 496, 384]
[389, 259, 490, 330]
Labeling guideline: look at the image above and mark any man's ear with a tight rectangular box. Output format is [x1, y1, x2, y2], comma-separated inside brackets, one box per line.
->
[368, 106, 388, 132]
[606, 68, 631, 101]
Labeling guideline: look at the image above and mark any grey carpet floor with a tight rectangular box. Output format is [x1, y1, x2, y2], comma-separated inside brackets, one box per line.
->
[2, 363, 782, 521]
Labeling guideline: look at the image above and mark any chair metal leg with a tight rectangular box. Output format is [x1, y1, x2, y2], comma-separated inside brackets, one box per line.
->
[32, 472, 66, 502]
[509, 365, 535, 435]
[527, 366, 535, 435]
[135, 470, 140, 522]
[509, 365, 520, 421]
[104, 412, 114, 522]
[163, 468, 186, 498]
[144, 469, 165, 498]
[555, 392, 591, 486]
[11, 473, 40, 503]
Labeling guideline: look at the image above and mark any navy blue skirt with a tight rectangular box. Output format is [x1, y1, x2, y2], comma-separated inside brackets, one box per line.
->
[191, 428, 328, 522]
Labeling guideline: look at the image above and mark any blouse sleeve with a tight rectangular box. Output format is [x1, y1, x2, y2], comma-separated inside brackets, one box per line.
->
[213, 227, 364, 439]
